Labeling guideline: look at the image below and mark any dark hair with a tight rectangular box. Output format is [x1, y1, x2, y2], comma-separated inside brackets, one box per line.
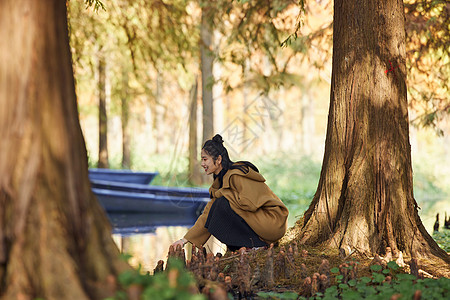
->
[202, 134, 234, 171]
[202, 134, 259, 188]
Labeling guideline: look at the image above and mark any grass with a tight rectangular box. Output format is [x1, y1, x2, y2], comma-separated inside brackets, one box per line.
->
[253, 154, 321, 227]
[433, 230, 450, 252]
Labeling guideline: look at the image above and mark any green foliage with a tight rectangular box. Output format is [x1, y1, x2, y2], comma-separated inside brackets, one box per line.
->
[254, 153, 321, 225]
[213, 0, 308, 93]
[280, 0, 305, 48]
[119, 252, 133, 262]
[316, 262, 450, 300]
[433, 230, 450, 252]
[370, 264, 382, 272]
[84, 0, 105, 12]
[413, 159, 447, 201]
[330, 267, 339, 274]
[107, 258, 205, 300]
[387, 261, 400, 271]
[255, 154, 320, 203]
[405, 0, 450, 130]
[246, 269, 450, 300]
[281, 262, 450, 300]
[256, 291, 299, 299]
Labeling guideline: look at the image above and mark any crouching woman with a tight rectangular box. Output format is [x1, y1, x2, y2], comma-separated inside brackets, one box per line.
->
[173, 134, 289, 251]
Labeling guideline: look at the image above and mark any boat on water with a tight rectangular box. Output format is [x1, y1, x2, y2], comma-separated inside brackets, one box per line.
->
[92, 185, 209, 215]
[89, 168, 159, 185]
[90, 179, 210, 198]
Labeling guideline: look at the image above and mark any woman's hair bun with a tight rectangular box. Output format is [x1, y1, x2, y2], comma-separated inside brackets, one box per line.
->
[212, 134, 224, 145]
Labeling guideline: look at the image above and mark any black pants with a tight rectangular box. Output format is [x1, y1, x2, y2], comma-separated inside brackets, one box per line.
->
[204, 196, 267, 251]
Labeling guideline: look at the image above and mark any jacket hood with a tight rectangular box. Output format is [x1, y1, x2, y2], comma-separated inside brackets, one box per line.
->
[216, 162, 265, 190]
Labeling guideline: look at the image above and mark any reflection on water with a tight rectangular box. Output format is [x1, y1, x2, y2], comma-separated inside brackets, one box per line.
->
[113, 226, 188, 273]
[109, 213, 226, 274]
[108, 212, 197, 235]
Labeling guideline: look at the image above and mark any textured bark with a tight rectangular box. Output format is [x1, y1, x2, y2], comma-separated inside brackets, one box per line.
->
[0, 1, 128, 299]
[299, 0, 449, 264]
[200, 7, 214, 143]
[98, 56, 109, 168]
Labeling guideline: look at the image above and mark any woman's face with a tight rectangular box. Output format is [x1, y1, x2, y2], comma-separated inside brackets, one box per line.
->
[201, 149, 222, 175]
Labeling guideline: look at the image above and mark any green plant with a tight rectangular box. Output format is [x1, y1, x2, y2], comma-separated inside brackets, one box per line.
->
[319, 262, 450, 300]
[433, 230, 450, 252]
[256, 291, 299, 299]
[106, 258, 205, 300]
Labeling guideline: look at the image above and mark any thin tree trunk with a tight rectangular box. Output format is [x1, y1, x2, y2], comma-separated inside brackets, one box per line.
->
[121, 70, 131, 169]
[154, 68, 165, 154]
[213, 41, 223, 134]
[0, 1, 128, 299]
[189, 77, 202, 185]
[299, 0, 449, 266]
[98, 56, 109, 168]
[145, 68, 157, 154]
[201, 7, 214, 143]
[242, 59, 250, 146]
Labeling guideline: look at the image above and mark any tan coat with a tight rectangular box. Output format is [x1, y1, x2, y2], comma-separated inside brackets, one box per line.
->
[184, 165, 289, 246]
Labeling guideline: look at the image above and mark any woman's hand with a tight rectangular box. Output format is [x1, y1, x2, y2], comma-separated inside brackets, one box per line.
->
[172, 238, 187, 248]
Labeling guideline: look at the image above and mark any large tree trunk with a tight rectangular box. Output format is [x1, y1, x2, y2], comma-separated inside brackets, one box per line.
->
[200, 7, 214, 143]
[299, 0, 449, 264]
[121, 70, 131, 169]
[0, 1, 128, 299]
[98, 55, 109, 168]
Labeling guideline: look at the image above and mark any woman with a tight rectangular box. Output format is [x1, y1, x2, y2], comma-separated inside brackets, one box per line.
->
[172, 134, 289, 251]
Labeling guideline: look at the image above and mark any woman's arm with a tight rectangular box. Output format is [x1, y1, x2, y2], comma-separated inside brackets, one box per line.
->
[182, 197, 216, 246]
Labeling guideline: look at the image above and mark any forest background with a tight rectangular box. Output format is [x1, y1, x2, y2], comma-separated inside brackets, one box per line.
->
[68, 0, 450, 233]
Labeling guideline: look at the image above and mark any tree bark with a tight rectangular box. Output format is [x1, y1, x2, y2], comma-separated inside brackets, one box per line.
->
[121, 70, 131, 169]
[0, 1, 128, 299]
[200, 7, 214, 143]
[98, 56, 109, 168]
[299, 0, 449, 265]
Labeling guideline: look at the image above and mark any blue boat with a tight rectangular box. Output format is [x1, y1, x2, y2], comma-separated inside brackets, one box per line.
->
[92, 186, 209, 215]
[90, 179, 210, 198]
[88, 168, 159, 185]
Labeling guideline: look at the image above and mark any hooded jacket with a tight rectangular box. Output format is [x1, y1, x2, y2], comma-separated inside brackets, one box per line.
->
[184, 163, 289, 246]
